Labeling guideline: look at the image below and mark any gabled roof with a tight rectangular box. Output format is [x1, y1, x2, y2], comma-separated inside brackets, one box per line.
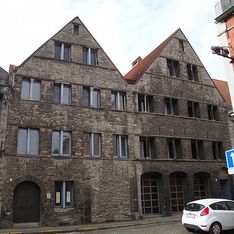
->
[213, 79, 232, 110]
[123, 29, 180, 82]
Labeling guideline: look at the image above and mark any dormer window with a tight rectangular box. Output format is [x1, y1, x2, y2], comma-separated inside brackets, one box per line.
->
[54, 42, 71, 61]
[82, 47, 97, 65]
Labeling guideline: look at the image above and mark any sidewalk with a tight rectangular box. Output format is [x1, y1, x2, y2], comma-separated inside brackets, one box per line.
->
[0, 214, 182, 234]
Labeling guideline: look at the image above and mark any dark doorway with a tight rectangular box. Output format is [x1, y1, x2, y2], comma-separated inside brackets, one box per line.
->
[220, 179, 232, 199]
[13, 181, 40, 223]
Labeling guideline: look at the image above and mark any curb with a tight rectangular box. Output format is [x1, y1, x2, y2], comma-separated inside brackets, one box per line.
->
[0, 217, 182, 234]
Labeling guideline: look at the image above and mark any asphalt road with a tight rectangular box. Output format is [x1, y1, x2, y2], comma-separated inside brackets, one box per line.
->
[75, 222, 234, 234]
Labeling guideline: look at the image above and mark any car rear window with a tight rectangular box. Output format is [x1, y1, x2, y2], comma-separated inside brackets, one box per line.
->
[185, 203, 205, 211]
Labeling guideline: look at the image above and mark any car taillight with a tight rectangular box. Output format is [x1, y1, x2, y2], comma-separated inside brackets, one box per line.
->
[200, 207, 209, 216]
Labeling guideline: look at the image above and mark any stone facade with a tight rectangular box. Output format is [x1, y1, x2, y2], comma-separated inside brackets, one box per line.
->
[0, 17, 233, 228]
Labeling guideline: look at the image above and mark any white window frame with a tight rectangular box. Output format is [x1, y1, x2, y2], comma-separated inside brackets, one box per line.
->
[55, 181, 73, 208]
[52, 130, 71, 156]
[138, 94, 153, 112]
[55, 42, 71, 60]
[115, 135, 128, 158]
[89, 133, 101, 157]
[21, 78, 41, 101]
[83, 47, 97, 65]
[111, 91, 127, 110]
[140, 137, 153, 159]
[54, 83, 71, 105]
[17, 128, 39, 155]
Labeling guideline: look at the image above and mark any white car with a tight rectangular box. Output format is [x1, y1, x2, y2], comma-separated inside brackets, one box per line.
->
[182, 198, 234, 234]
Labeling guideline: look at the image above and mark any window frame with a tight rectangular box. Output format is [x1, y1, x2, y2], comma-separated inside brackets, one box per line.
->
[191, 139, 204, 160]
[187, 64, 198, 81]
[53, 83, 72, 105]
[54, 42, 71, 61]
[55, 181, 74, 208]
[82, 47, 97, 66]
[83, 86, 101, 108]
[167, 59, 180, 77]
[187, 101, 200, 118]
[138, 94, 154, 112]
[51, 130, 71, 156]
[21, 78, 41, 101]
[208, 105, 219, 121]
[113, 135, 128, 158]
[139, 136, 155, 159]
[17, 128, 39, 155]
[84, 132, 102, 158]
[73, 23, 79, 35]
[164, 97, 179, 115]
[111, 91, 127, 110]
[167, 138, 181, 159]
[212, 141, 224, 160]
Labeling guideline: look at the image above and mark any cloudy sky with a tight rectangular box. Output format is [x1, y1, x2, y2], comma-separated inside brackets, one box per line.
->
[0, 0, 226, 79]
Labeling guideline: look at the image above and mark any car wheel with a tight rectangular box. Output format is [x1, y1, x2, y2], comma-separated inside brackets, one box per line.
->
[209, 222, 222, 234]
[185, 227, 194, 232]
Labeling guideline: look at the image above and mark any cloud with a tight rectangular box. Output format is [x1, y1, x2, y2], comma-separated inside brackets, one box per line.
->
[0, 0, 225, 80]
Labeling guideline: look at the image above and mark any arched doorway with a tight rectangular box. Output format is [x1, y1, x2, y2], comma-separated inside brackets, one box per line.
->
[194, 172, 211, 200]
[141, 172, 161, 215]
[13, 181, 40, 223]
[169, 172, 186, 212]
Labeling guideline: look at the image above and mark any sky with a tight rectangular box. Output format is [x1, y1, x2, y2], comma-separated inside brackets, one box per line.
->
[0, 0, 226, 80]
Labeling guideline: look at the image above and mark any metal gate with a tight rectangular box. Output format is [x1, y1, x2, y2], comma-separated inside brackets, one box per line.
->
[141, 173, 160, 214]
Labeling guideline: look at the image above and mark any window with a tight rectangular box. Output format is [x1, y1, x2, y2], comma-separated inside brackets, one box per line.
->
[208, 105, 219, 120]
[187, 101, 200, 118]
[226, 201, 234, 210]
[83, 132, 102, 157]
[82, 47, 97, 65]
[140, 137, 155, 159]
[52, 131, 71, 156]
[113, 135, 128, 158]
[83, 86, 101, 108]
[210, 202, 229, 210]
[191, 140, 204, 159]
[187, 64, 198, 81]
[111, 91, 127, 110]
[138, 94, 154, 112]
[17, 128, 39, 155]
[167, 59, 179, 77]
[212, 141, 224, 160]
[164, 98, 179, 115]
[179, 40, 184, 51]
[167, 138, 182, 159]
[73, 23, 79, 35]
[54, 42, 71, 61]
[53, 84, 71, 105]
[21, 79, 41, 101]
[55, 181, 73, 208]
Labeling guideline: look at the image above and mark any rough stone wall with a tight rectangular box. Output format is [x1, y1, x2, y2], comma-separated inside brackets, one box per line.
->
[0, 19, 232, 228]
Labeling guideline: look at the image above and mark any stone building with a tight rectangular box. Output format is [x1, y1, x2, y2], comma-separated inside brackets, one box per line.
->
[0, 17, 232, 228]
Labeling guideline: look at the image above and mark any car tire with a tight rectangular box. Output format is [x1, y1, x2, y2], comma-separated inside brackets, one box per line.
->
[209, 222, 222, 234]
[185, 227, 194, 232]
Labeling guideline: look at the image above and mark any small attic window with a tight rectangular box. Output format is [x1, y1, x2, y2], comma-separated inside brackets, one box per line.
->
[179, 40, 184, 51]
[73, 23, 79, 35]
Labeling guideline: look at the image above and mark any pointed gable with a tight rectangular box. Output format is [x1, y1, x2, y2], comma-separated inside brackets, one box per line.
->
[124, 29, 179, 82]
[15, 16, 122, 77]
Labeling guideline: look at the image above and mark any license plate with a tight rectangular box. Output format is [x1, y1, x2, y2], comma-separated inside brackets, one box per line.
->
[186, 213, 195, 218]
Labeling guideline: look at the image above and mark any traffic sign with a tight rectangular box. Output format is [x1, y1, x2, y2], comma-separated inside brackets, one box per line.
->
[225, 149, 234, 174]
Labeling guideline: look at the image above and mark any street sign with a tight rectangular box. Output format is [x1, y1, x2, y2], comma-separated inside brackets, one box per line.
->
[225, 149, 234, 174]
